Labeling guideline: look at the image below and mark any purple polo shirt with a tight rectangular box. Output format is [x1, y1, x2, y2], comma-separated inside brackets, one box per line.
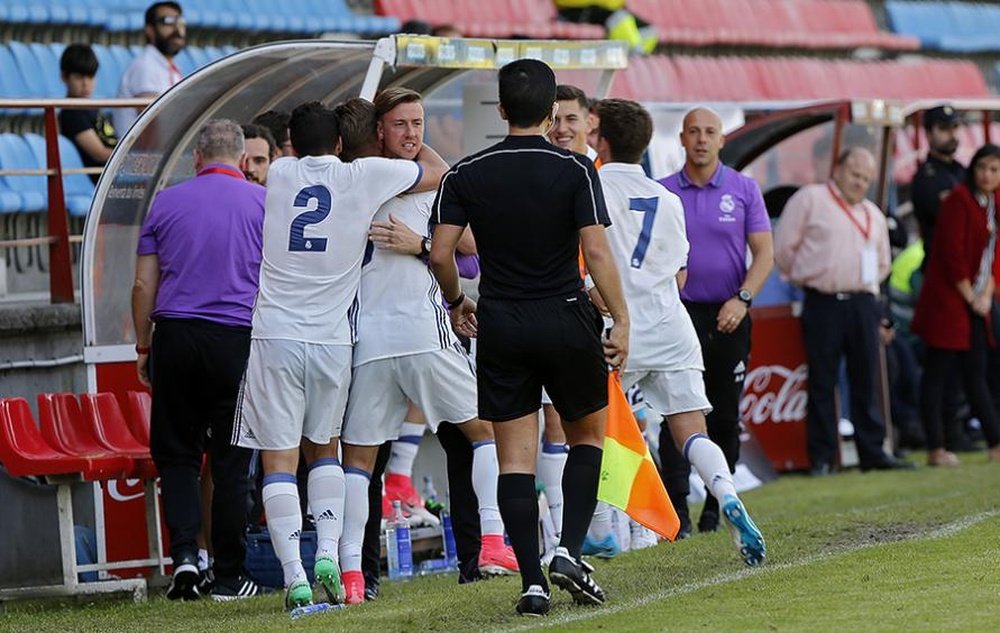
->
[137, 164, 265, 327]
[660, 164, 770, 303]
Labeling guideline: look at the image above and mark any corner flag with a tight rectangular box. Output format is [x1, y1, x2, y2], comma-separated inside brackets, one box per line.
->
[597, 372, 680, 540]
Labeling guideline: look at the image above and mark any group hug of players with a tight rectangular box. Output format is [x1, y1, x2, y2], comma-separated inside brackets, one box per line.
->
[226, 60, 766, 617]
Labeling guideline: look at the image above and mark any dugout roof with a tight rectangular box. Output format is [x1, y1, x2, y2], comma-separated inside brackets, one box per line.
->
[81, 36, 627, 353]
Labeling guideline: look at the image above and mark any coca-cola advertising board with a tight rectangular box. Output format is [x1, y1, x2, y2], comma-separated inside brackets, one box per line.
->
[740, 306, 810, 471]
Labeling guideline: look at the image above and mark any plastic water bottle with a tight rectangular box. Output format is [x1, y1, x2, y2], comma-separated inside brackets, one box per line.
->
[386, 500, 413, 580]
[441, 498, 459, 570]
[422, 475, 443, 515]
[289, 602, 344, 620]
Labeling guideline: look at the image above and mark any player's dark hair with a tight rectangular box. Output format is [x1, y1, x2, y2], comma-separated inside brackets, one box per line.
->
[253, 110, 290, 149]
[966, 143, 1000, 192]
[335, 98, 379, 162]
[498, 59, 556, 129]
[241, 123, 277, 158]
[145, 1, 182, 26]
[555, 84, 589, 112]
[288, 101, 339, 157]
[60, 44, 99, 76]
[374, 87, 422, 120]
[596, 99, 652, 164]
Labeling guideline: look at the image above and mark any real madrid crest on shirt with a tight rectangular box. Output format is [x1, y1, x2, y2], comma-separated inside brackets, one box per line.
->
[719, 193, 737, 222]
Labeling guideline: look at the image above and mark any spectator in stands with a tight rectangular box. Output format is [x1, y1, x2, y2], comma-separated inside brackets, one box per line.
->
[912, 105, 964, 266]
[253, 110, 292, 157]
[58, 44, 117, 184]
[774, 147, 913, 476]
[240, 124, 275, 185]
[911, 143, 1000, 466]
[554, 0, 657, 54]
[658, 107, 773, 536]
[114, 2, 186, 135]
[131, 119, 263, 601]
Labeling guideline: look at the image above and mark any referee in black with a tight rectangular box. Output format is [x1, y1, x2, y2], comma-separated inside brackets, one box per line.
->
[430, 59, 629, 617]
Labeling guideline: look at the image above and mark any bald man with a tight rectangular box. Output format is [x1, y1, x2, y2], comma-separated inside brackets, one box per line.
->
[658, 107, 773, 536]
[775, 147, 912, 475]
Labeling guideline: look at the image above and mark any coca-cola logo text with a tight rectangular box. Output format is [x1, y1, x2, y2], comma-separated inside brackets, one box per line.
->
[740, 364, 808, 425]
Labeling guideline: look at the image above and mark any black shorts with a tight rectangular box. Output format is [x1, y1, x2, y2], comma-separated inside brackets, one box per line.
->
[476, 292, 608, 423]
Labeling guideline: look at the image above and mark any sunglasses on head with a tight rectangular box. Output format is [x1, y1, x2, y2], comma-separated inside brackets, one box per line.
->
[154, 15, 186, 27]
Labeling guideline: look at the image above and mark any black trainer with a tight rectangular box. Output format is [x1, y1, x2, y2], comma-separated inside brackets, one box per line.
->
[166, 555, 201, 601]
[515, 584, 550, 616]
[548, 547, 606, 606]
[210, 575, 262, 602]
[363, 572, 379, 602]
[197, 567, 215, 595]
[698, 509, 720, 533]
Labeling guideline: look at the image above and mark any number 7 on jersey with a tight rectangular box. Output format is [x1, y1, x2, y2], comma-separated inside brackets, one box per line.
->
[629, 197, 658, 269]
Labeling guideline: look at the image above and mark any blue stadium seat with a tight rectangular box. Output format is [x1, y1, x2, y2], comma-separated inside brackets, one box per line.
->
[0, 134, 46, 213]
[24, 134, 95, 218]
[6, 42, 50, 99]
[30, 43, 65, 99]
[886, 1, 1000, 53]
[90, 44, 122, 99]
[0, 46, 31, 115]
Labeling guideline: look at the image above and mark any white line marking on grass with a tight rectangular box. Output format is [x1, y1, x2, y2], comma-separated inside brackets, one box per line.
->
[499, 510, 1000, 632]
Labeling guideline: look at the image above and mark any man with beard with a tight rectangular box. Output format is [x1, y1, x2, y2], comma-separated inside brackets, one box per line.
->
[114, 2, 186, 134]
[241, 124, 276, 185]
[912, 105, 964, 265]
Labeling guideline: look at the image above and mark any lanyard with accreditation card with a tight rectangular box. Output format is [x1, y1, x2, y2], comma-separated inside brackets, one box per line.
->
[827, 182, 878, 286]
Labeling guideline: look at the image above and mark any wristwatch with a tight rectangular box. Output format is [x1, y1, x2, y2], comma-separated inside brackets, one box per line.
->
[737, 288, 753, 307]
[419, 236, 432, 257]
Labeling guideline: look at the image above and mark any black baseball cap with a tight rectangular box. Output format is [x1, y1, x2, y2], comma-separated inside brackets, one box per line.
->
[923, 105, 961, 129]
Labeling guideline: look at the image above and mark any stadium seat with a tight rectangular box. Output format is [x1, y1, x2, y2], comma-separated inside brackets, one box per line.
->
[79, 393, 157, 478]
[90, 44, 123, 99]
[0, 134, 46, 213]
[31, 395, 135, 479]
[628, 0, 918, 50]
[6, 42, 50, 100]
[374, 0, 600, 39]
[126, 391, 152, 448]
[23, 134, 94, 218]
[887, 1, 1000, 53]
[34, 42, 66, 99]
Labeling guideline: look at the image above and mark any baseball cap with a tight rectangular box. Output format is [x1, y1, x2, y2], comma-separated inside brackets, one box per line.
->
[923, 105, 961, 129]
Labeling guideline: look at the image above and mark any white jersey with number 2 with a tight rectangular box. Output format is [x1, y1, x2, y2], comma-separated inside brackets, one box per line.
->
[251, 155, 420, 344]
[599, 162, 703, 371]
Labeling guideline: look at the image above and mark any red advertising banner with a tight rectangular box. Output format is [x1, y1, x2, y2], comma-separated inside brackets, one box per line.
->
[740, 306, 810, 472]
[95, 361, 166, 577]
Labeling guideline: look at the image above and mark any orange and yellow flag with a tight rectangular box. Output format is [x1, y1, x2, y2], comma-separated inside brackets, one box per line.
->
[597, 372, 680, 540]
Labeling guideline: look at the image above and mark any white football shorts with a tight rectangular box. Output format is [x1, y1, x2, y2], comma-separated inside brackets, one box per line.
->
[234, 339, 352, 450]
[342, 344, 478, 446]
[620, 368, 712, 417]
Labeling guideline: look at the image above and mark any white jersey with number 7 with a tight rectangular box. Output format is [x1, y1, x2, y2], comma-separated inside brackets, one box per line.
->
[251, 154, 421, 344]
[599, 162, 703, 371]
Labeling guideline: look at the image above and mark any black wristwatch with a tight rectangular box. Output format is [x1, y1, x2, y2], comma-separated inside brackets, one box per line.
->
[737, 288, 753, 307]
[418, 236, 432, 257]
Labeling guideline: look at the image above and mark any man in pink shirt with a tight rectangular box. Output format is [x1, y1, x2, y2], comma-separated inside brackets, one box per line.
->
[774, 147, 913, 475]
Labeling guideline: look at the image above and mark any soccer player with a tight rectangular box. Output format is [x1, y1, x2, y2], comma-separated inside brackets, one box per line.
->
[335, 88, 518, 604]
[431, 59, 630, 616]
[593, 98, 766, 567]
[233, 101, 447, 610]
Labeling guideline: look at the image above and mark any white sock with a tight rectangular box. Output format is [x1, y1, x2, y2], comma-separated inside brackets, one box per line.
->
[262, 474, 306, 587]
[338, 469, 371, 573]
[683, 433, 738, 501]
[387, 422, 424, 476]
[538, 442, 568, 539]
[308, 458, 345, 561]
[197, 548, 209, 572]
[588, 501, 613, 541]
[471, 441, 504, 536]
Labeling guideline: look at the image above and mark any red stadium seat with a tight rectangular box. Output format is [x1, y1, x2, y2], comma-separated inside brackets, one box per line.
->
[374, 0, 605, 39]
[36, 393, 135, 479]
[126, 390, 152, 448]
[80, 393, 158, 479]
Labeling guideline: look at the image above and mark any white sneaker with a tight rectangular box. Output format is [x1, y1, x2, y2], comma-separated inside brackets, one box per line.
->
[629, 521, 658, 550]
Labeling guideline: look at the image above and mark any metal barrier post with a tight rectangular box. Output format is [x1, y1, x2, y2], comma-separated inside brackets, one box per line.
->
[43, 105, 74, 303]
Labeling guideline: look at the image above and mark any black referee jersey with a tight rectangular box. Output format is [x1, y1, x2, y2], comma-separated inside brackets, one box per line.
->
[433, 134, 610, 300]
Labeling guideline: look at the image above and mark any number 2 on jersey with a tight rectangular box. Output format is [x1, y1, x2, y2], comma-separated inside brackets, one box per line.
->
[629, 197, 658, 268]
[288, 185, 331, 252]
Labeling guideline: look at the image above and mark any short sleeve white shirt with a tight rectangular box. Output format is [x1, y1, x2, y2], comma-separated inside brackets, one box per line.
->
[114, 44, 183, 134]
[251, 155, 421, 344]
[600, 163, 702, 371]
